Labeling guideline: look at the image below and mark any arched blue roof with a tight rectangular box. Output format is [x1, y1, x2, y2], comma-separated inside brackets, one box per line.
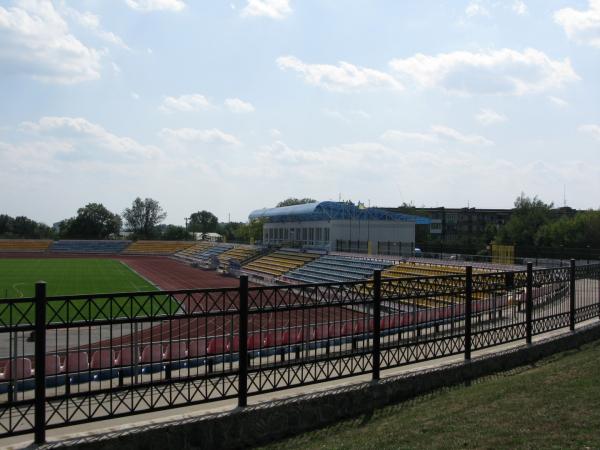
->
[249, 201, 430, 224]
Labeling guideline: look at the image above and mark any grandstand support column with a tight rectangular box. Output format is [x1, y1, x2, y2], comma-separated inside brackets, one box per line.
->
[569, 259, 576, 331]
[464, 267, 472, 361]
[238, 276, 249, 408]
[34, 281, 47, 445]
[526, 263, 533, 345]
[372, 270, 381, 381]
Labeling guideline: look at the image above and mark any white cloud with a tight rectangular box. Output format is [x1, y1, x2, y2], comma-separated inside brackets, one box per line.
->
[269, 128, 282, 139]
[465, 1, 490, 18]
[475, 108, 507, 125]
[159, 128, 241, 146]
[512, 1, 528, 16]
[382, 125, 493, 146]
[548, 96, 568, 108]
[131, 91, 140, 100]
[380, 130, 439, 144]
[389, 48, 579, 96]
[61, 4, 129, 50]
[19, 116, 160, 159]
[579, 124, 600, 141]
[0, 0, 102, 83]
[125, 0, 185, 12]
[323, 109, 371, 122]
[225, 98, 255, 113]
[241, 0, 292, 19]
[159, 94, 211, 113]
[277, 55, 404, 92]
[554, 0, 600, 48]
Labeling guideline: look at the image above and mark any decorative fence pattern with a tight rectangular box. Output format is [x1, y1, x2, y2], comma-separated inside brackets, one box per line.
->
[0, 261, 599, 445]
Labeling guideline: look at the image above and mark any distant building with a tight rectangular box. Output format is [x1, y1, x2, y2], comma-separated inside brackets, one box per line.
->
[385, 206, 578, 243]
[249, 201, 430, 255]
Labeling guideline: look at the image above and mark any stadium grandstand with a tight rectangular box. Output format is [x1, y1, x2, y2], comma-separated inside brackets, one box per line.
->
[284, 254, 392, 284]
[123, 240, 195, 255]
[218, 246, 261, 271]
[249, 201, 430, 255]
[50, 240, 131, 254]
[242, 249, 320, 279]
[0, 239, 52, 252]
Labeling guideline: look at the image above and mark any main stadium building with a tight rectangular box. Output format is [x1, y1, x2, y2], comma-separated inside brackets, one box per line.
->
[249, 201, 430, 255]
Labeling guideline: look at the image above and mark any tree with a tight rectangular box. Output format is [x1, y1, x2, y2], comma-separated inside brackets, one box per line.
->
[234, 219, 265, 243]
[189, 210, 218, 233]
[276, 198, 316, 207]
[217, 222, 243, 242]
[496, 194, 553, 247]
[123, 197, 166, 238]
[61, 203, 121, 239]
[160, 224, 191, 240]
[536, 210, 600, 248]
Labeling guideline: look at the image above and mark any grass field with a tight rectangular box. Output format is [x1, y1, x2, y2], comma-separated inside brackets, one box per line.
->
[261, 340, 600, 449]
[0, 258, 180, 324]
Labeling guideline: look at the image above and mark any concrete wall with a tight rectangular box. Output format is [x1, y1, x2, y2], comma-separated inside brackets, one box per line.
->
[51, 322, 600, 450]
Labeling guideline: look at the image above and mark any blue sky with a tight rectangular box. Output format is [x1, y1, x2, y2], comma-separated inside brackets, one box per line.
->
[0, 0, 599, 225]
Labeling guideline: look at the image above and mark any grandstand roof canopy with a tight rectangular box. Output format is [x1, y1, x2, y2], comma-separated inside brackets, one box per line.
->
[249, 201, 431, 224]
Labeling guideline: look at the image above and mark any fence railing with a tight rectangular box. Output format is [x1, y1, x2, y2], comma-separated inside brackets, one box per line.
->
[0, 261, 599, 445]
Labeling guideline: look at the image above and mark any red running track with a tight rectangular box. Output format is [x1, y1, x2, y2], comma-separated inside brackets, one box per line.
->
[94, 257, 363, 354]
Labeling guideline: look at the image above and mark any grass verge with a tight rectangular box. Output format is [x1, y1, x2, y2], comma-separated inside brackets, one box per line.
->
[260, 339, 600, 449]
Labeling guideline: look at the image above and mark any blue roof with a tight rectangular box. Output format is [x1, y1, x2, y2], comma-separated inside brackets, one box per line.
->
[249, 201, 431, 224]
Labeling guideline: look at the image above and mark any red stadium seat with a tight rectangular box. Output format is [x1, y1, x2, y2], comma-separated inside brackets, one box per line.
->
[226, 336, 239, 352]
[0, 357, 33, 380]
[164, 342, 187, 361]
[140, 344, 164, 363]
[116, 347, 139, 366]
[45, 355, 63, 375]
[187, 339, 207, 358]
[90, 350, 116, 369]
[64, 352, 89, 373]
[206, 338, 226, 355]
[247, 334, 262, 350]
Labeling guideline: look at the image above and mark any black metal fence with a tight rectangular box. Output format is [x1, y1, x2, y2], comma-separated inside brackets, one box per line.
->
[0, 261, 599, 445]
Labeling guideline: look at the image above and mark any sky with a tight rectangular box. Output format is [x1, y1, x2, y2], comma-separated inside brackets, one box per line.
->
[0, 0, 599, 226]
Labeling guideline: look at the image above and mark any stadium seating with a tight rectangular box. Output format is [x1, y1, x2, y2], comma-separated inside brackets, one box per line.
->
[123, 240, 196, 255]
[218, 246, 260, 269]
[285, 254, 392, 283]
[0, 357, 33, 380]
[51, 240, 131, 254]
[242, 250, 320, 278]
[0, 239, 52, 252]
[173, 241, 215, 262]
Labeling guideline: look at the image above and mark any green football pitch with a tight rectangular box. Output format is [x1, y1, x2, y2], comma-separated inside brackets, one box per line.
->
[0, 259, 180, 324]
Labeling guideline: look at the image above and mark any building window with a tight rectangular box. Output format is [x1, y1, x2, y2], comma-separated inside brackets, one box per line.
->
[309, 228, 314, 243]
[316, 228, 322, 242]
[302, 228, 308, 242]
[324, 228, 330, 242]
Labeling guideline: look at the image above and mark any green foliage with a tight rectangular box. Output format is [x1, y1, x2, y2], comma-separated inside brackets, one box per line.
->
[496, 194, 553, 246]
[60, 203, 121, 239]
[276, 198, 317, 207]
[536, 210, 600, 248]
[189, 210, 219, 233]
[123, 197, 167, 238]
[0, 213, 53, 238]
[160, 224, 191, 240]
[222, 219, 265, 243]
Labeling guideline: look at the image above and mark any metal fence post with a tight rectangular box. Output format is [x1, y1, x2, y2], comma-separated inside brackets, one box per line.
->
[526, 263, 533, 344]
[372, 270, 381, 381]
[34, 281, 47, 445]
[569, 259, 576, 331]
[238, 276, 248, 408]
[465, 266, 472, 361]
